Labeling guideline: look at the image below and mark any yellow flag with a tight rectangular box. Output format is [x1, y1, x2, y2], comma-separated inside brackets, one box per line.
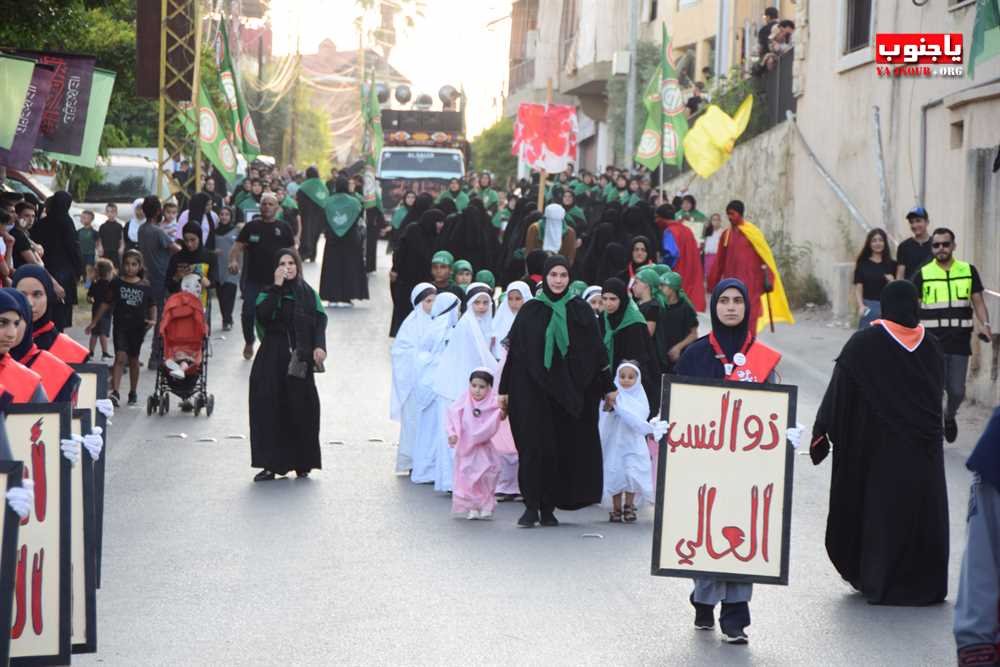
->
[683, 95, 753, 179]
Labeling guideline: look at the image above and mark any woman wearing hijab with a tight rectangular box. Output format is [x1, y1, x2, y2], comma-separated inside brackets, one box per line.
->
[165, 222, 215, 300]
[295, 166, 326, 262]
[30, 191, 83, 330]
[498, 200, 538, 286]
[410, 291, 461, 484]
[390, 282, 437, 473]
[580, 222, 617, 285]
[595, 242, 628, 287]
[599, 278, 659, 415]
[436, 178, 470, 212]
[389, 208, 445, 336]
[249, 249, 327, 481]
[6, 289, 80, 404]
[620, 201, 660, 249]
[177, 192, 218, 246]
[475, 173, 499, 214]
[320, 176, 369, 307]
[524, 203, 578, 265]
[674, 278, 783, 644]
[123, 197, 145, 252]
[0, 289, 47, 404]
[443, 200, 499, 277]
[12, 264, 89, 363]
[388, 190, 417, 255]
[618, 236, 656, 284]
[810, 280, 947, 606]
[498, 256, 614, 527]
[492, 281, 532, 499]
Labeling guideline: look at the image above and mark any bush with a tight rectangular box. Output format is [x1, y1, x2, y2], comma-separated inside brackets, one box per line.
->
[471, 117, 517, 186]
[765, 228, 829, 309]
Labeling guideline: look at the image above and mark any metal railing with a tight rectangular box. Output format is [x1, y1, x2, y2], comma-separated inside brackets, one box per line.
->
[509, 59, 536, 93]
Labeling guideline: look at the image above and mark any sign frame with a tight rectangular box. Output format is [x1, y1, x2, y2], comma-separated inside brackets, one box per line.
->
[69, 409, 97, 655]
[6, 403, 72, 666]
[70, 363, 108, 588]
[651, 375, 796, 586]
[0, 460, 24, 665]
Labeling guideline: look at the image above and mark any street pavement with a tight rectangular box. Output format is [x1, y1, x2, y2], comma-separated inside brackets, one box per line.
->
[75, 243, 990, 666]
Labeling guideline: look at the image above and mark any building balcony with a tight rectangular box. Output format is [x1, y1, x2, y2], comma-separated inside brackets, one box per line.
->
[509, 59, 536, 94]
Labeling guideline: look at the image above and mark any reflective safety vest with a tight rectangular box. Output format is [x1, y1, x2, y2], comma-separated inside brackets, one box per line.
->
[47, 333, 89, 364]
[919, 260, 974, 332]
[0, 354, 43, 403]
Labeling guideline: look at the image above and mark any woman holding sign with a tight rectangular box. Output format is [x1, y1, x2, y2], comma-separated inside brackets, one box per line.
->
[674, 278, 784, 645]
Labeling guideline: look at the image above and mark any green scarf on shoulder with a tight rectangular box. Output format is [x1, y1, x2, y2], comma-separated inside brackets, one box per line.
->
[298, 177, 330, 208]
[564, 206, 585, 229]
[602, 298, 646, 366]
[533, 290, 571, 370]
[253, 285, 324, 342]
[390, 205, 408, 230]
[436, 190, 469, 211]
[323, 193, 364, 237]
[491, 208, 510, 230]
[477, 187, 499, 211]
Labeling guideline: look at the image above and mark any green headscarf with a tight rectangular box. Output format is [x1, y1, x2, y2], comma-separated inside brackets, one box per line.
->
[475, 269, 496, 289]
[390, 205, 408, 230]
[652, 264, 671, 277]
[533, 290, 570, 370]
[452, 259, 473, 275]
[662, 271, 694, 310]
[568, 280, 588, 298]
[635, 267, 666, 307]
[431, 250, 454, 266]
[601, 298, 646, 367]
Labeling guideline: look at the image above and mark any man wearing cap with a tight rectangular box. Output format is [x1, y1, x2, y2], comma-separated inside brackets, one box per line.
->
[896, 206, 934, 281]
[913, 227, 991, 443]
[429, 250, 464, 302]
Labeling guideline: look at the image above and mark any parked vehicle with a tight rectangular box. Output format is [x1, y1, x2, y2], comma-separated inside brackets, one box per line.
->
[1, 168, 106, 228]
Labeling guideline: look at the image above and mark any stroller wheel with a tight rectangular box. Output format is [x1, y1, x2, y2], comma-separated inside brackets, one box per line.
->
[206, 395, 215, 417]
[146, 396, 155, 416]
[159, 394, 169, 416]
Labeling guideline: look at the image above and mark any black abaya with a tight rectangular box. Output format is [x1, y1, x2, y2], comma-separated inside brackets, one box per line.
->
[296, 190, 325, 262]
[601, 315, 661, 417]
[249, 285, 326, 474]
[319, 220, 369, 302]
[499, 295, 612, 511]
[812, 323, 948, 605]
[389, 212, 442, 336]
[365, 207, 383, 273]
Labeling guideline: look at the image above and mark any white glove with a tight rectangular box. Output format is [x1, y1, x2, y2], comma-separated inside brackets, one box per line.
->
[95, 399, 114, 420]
[648, 418, 669, 441]
[786, 423, 805, 449]
[60, 434, 83, 465]
[6, 479, 33, 519]
[83, 428, 104, 461]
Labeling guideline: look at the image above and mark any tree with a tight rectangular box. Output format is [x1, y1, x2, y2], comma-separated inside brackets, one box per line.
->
[471, 117, 516, 187]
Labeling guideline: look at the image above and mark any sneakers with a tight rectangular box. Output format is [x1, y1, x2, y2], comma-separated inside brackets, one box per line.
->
[109, 390, 120, 407]
[944, 418, 958, 443]
[722, 631, 749, 645]
[466, 509, 480, 520]
[690, 595, 715, 631]
[101, 352, 113, 361]
[127, 391, 138, 406]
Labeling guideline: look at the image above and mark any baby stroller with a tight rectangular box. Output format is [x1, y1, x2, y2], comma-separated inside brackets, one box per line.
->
[147, 290, 215, 417]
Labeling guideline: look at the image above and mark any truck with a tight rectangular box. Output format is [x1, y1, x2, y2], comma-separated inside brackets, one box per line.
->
[377, 108, 469, 213]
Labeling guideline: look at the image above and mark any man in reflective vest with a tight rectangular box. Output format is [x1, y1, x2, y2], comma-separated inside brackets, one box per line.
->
[913, 227, 992, 443]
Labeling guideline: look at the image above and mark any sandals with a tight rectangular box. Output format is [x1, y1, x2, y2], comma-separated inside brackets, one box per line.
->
[253, 470, 276, 482]
[609, 509, 623, 523]
[623, 504, 638, 523]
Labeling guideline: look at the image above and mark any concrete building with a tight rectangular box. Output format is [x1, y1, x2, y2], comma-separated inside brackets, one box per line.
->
[662, 0, 1000, 406]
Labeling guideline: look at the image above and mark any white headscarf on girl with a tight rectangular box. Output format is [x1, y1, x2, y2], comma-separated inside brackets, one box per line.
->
[390, 282, 437, 421]
[126, 197, 145, 243]
[493, 280, 532, 345]
[602, 362, 653, 436]
[542, 203, 566, 253]
[430, 284, 497, 402]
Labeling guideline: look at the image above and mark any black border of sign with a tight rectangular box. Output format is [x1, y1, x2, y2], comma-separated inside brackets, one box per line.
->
[0, 460, 24, 665]
[70, 363, 107, 589]
[70, 410, 97, 655]
[7, 403, 72, 666]
[650, 374, 797, 586]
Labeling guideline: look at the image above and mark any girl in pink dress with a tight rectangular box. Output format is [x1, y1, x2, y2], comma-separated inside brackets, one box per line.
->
[447, 368, 503, 520]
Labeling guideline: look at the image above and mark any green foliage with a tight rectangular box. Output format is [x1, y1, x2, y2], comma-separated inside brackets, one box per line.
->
[294, 87, 332, 174]
[250, 91, 292, 161]
[606, 40, 659, 167]
[471, 117, 516, 186]
[765, 228, 829, 309]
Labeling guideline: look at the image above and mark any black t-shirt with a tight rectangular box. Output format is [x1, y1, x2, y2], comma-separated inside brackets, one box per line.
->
[658, 300, 698, 350]
[639, 299, 660, 323]
[897, 237, 932, 281]
[104, 277, 152, 327]
[236, 219, 296, 285]
[853, 257, 898, 300]
[10, 227, 32, 268]
[98, 220, 124, 260]
[685, 95, 703, 115]
[88, 279, 112, 306]
[912, 263, 984, 355]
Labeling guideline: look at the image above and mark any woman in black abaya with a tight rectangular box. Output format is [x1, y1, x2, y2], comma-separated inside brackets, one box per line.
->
[443, 199, 499, 275]
[31, 191, 82, 329]
[389, 208, 445, 336]
[579, 222, 616, 284]
[499, 199, 538, 286]
[811, 280, 948, 605]
[599, 278, 660, 416]
[498, 255, 614, 527]
[319, 177, 369, 305]
[250, 249, 327, 481]
[296, 166, 325, 262]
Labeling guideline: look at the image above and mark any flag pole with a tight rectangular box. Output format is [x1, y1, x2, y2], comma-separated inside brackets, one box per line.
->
[536, 78, 553, 211]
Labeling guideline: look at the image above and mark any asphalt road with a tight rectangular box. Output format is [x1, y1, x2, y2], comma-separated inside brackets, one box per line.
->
[75, 244, 989, 666]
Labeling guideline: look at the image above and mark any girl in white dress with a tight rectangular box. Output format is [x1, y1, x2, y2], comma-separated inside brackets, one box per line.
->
[600, 361, 656, 523]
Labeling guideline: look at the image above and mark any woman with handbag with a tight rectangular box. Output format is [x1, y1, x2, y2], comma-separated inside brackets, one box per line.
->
[249, 248, 328, 481]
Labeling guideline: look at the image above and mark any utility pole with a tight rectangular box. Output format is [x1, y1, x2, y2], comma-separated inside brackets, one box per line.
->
[623, 0, 639, 172]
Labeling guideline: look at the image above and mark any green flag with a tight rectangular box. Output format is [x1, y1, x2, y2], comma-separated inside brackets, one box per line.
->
[324, 192, 363, 237]
[969, 0, 1000, 79]
[216, 21, 260, 158]
[635, 25, 688, 170]
[181, 86, 239, 183]
[361, 70, 383, 209]
[44, 68, 116, 167]
[0, 55, 35, 151]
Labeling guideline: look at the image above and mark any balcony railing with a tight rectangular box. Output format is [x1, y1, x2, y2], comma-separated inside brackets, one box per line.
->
[509, 59, 535, 94]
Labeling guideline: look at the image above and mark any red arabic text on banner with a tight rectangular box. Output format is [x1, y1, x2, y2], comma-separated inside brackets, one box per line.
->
[511, 103, 578, 173]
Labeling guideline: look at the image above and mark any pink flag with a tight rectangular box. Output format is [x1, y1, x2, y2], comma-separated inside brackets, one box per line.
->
[512, 103, 578, 173]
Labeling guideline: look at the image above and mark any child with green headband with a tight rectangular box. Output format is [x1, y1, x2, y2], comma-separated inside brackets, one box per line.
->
[452, 260, 474, 291]
[656, 271, 699, 371]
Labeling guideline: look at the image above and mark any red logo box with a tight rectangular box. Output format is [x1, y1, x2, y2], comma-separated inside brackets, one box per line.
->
[875, 33, 963, 65]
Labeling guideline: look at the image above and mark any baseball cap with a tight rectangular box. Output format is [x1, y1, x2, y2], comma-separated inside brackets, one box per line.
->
[905, 206, 928, 220]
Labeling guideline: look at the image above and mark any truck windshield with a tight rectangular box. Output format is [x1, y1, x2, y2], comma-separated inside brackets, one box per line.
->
[379, 150, 464, 179]
[72, 165, 158, 203]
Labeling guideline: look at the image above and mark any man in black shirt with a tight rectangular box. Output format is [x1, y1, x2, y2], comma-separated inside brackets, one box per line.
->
[229, 193, 296, 359]
[757, 8, 779, 59]
[98, 203, 124, 268]
[896, 206, 933, 280]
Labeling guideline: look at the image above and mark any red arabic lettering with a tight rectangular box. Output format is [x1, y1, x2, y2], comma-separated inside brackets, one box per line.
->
[11, 545, 26, 638]
[666, 392, 781, 454]
[31, 549, 43, 635]
[30, 418, 45, 522]
[674, 483, 775, 566]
